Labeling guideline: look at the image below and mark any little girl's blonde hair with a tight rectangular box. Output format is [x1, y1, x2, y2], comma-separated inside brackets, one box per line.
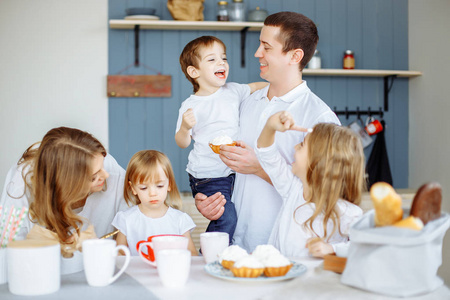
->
[124, 150, 182, 210]
[296, 123, 366, 240]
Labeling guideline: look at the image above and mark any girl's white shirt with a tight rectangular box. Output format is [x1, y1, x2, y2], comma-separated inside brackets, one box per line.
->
[111, 206, 196, 256]
[255, 143, 363, 257]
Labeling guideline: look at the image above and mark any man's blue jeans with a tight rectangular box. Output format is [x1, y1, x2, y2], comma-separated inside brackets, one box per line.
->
[189, 173, 236, 244]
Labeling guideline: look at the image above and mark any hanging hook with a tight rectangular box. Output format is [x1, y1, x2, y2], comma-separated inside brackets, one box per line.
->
[379, 107, 384, 119]
[368, 106, 372, 117]
[356, 106, 360, 120]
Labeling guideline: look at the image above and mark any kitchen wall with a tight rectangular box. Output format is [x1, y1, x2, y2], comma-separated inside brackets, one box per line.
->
[0, 0, 109, 186]
[409, 0, 450, 287]
[108, 0, 410, 192]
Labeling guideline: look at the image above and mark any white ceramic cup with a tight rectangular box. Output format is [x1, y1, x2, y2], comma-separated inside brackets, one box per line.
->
[0, 248, 7, 284]
[82, 239, 130, 287]
[137, 235, 188, 267]
[7, 240, 60, 296]
[156, 249, 191, 288]
[200, 232, 229, 264]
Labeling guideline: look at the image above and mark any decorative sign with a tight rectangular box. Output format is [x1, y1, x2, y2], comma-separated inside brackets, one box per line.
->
[107, 75, 171, 98]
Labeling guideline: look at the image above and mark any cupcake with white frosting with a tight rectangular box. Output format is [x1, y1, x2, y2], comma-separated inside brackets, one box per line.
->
[209, 135, 236, 154]
[231, 255, 265, 278]
[262, 253, 293, 277]
[251, 244, 281, 262]
[219, 245, 248, 270]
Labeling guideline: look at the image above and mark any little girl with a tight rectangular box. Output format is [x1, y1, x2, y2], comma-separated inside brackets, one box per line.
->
[112, 150, 197, 256]
[256, 111, 365, 258]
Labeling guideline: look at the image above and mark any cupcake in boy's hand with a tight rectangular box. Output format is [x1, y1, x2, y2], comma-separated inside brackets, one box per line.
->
[219, 245, 248, 270]
[209, 135, 236, 154]
[231, 255, 265, 278]
[262, 253, 293, 277]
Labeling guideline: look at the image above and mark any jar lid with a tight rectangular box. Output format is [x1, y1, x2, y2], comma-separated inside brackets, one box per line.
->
[345, 50, 353, 54]
[218, 1, 228, 5]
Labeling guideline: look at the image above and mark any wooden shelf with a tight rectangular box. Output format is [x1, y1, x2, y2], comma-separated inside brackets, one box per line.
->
[303, 68, 422, 78]
[109, 19, 264, 31]
[109, 19, 264, 68]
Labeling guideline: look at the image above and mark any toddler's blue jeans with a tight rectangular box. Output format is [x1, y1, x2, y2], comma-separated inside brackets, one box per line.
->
[188, 173, 236, 245]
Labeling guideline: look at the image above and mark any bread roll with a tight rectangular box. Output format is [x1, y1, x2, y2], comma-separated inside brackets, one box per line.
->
[410, 182, 442, 225]
[370, 182, 403, 226]
[393, 216, 424, 230]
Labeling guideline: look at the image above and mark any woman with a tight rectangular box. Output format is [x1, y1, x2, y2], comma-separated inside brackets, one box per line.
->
[0, 127, 128, 271]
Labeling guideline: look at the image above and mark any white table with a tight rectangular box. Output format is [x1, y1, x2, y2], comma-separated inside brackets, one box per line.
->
[116, 256, 450, 300]
[1, 256, 449, 299]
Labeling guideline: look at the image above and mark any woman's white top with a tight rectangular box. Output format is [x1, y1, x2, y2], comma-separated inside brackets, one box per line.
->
[256, 143, 363, 257]
[112, 206, 196, 256]
[0, 154, 129, 240]
[175, 82, 250, 178]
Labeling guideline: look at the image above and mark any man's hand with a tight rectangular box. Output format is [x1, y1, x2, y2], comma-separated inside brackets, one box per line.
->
[220, 141, 262, 175]
[194, 192, 226, 220]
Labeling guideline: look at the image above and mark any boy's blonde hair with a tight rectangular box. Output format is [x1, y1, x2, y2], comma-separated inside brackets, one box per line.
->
[27, 127, 107, 244]
[124, 150, 182, 210]
[296, 123, 366, 240]
[179, 35, 226, 93]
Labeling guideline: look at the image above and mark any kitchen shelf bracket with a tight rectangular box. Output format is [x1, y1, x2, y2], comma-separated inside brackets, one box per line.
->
[134, 25, 140, 66]
[383, 75, 397, 111]
[240, 27, 249, 68]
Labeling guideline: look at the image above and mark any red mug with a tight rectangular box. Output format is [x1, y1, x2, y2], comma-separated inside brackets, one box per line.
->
[365, 119, 383, 135]
[136, 234, 188, 267]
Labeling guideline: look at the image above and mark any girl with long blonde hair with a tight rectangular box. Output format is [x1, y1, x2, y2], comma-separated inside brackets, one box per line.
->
[112, 150, 197, 256]
[256, 111, 365, 257]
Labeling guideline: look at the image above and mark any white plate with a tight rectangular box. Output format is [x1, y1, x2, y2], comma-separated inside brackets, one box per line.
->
[204, 261, 307, 282]
[124, 15, 160, 20]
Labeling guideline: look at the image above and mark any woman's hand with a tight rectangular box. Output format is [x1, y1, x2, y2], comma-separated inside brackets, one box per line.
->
[194, 192, 226, 221]
[306, 237, 335, 258]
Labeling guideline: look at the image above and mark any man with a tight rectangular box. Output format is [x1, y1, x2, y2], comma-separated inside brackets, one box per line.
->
[195, 12, 340, 252]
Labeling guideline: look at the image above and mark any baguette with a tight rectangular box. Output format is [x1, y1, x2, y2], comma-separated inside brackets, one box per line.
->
[370, 182, 403, 226]
[393, 216, 424, 230]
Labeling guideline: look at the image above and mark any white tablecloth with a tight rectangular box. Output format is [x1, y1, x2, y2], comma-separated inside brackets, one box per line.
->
[116, 256, 450, 300]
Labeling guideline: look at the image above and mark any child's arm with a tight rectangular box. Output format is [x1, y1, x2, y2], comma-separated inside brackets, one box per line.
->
[115, 231, 129, 256]
[183, 231, 198, 256]
[306, 237, 335, 258]
[175, 108, 196, 148]
[248, 81, 269, 94]
[257, 111, 308, 148]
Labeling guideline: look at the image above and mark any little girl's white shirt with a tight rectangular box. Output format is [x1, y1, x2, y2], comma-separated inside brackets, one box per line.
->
[255, 143, 363, 257]
[175, 82, 250, 178]
[112, 206, 196, 256]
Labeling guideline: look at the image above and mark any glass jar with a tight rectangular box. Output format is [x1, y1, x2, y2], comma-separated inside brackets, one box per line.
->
[343, 50, 355, 69]
[217, 1, 229, 21]
[307, 49, 321, 69]
[229, 0, 245, 22]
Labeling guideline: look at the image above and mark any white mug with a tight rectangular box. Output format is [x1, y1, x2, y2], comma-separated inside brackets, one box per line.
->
[0, 248, 7, 284]
[82, 239, 130, 287]
[156, 249, 191, 288]
[7, 240, 60, 296]
[200, 232, 229, 264]
[137, 234, 188, 267]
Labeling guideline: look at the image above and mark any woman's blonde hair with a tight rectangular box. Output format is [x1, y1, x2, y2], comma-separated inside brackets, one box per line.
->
[124, 150, 182, 210]
[296, 123, 366, 240]
[27, 127, 106, 244]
